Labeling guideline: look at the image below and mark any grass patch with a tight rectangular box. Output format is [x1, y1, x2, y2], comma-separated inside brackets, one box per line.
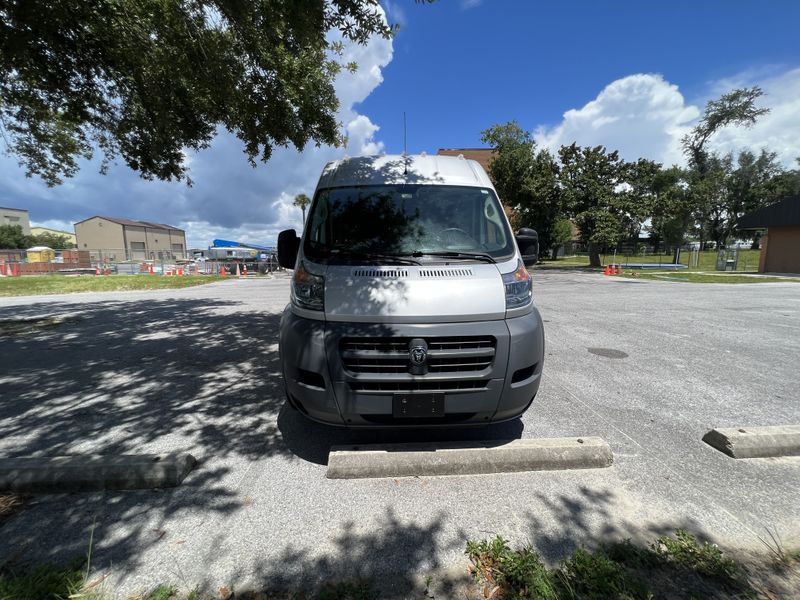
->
[542, 249, 762, 272]
[466, 530, 764, 599]
[621, 271, 798, 284]
[0, 559, 87, 600]
[0, 275, 224, 297]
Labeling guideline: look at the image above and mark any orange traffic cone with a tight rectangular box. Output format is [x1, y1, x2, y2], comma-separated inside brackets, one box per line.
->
[243, 264, 248, 277]
[235, 263, 241, 278]
[149, 263, 155, 275]
[177, 267, 183, 276]
[603, 265, 610, 276]
[220, 265, 227, 277]
[612, 264, 618, 276]
[95, 266, 101, 275]
[617, 264, 622, 275]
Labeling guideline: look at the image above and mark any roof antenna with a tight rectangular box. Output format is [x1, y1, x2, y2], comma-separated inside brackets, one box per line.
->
[403, 111, 408, 174]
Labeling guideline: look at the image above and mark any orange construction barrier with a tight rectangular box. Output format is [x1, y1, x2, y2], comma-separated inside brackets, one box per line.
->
[177, 267, 184, 276]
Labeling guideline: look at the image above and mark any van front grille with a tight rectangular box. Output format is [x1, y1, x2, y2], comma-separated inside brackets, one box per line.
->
[340, 336, 495, 375]
[349, 380, 490, 393]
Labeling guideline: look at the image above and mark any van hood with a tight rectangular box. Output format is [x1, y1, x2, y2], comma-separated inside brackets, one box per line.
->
[322, 263, 507, 323]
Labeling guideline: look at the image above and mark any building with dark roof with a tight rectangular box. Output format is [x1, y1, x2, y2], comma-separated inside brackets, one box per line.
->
[74, 216, 187, 261]
[738, 195, 800, 273]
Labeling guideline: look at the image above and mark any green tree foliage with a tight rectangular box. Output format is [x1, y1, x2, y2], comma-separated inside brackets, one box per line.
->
[0, 0, 393, 186]
[682, 87, 769, 171]
[558, 143, 649, 267]
[720, 149, 782, 245]
[0, 224, 34, 249]
[480, 121, 562, 255]
[30, 232, 76, 249]
[293, 192, 311, 224]
[549, 218, 574, 259]
[648, 166, 692, 258]
[682, 87, 769, 249]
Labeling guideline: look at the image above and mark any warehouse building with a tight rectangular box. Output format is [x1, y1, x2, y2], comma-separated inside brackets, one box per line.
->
[30, 226, 77, 246]
[74, 216, 187, 261]
[738, 195, 800, 274]
[1, 206, 30, 234]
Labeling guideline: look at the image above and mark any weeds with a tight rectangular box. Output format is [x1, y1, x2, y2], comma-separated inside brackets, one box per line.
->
[556, 548, 649, 599]
[757, 527, 800, 571]
[0, 559, 86, 600]
[652, 530, 738, 580]
[466, 530, 759, 599]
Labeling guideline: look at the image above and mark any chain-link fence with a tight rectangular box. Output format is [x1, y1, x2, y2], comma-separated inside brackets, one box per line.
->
[558, 244, 760, 272]
[0, 248, 285, 277]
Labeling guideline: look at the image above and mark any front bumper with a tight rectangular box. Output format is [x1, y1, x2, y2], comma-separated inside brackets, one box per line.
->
[279, 306, 544, 427]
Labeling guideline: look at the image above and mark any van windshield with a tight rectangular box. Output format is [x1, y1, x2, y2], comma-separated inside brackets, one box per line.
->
[303, 185, 514, 262]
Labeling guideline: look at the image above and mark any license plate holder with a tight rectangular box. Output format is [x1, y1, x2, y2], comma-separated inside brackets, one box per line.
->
[392, 393, 445, 418]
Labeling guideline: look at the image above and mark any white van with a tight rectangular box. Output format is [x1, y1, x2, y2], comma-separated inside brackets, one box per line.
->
[277, 154, 544, 427]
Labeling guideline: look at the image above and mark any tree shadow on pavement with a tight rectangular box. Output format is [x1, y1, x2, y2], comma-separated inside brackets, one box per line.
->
[0, 294, 522, 581]
[0, 299, 286, 461]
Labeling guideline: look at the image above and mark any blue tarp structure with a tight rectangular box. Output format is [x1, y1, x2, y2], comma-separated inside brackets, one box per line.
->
[212, 239, 275, 251]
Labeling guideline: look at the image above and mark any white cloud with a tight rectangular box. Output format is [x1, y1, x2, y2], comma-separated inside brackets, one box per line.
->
[535, 69, 800, 169]
[0, 12, 393, 249]
[382, 1, 407, 27]
[535, 74, 699, 166]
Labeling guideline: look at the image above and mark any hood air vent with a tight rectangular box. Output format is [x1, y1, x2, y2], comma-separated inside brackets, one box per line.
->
[352, 269, 409, 278]
[419, 268, 474, 278]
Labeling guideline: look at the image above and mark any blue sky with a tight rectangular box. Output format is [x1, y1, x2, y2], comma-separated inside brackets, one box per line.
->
[376, 0, 800, 153]
[2, 0, 799, 247]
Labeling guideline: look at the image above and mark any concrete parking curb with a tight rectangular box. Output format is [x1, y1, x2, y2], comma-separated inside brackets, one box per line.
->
[0, 453, 197, 493]
[327, 437, 613, 479]
[702, 425, 800, 459]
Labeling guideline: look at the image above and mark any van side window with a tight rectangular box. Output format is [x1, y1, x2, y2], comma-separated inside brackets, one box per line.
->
[308, 195, 329, 245]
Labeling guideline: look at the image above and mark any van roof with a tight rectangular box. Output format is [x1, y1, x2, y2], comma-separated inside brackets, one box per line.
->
[317, 154, 494, 189]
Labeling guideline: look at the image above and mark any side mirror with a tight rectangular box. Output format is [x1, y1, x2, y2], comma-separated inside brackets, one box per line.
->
[515, 228, 539, 268]
[277, 229, 300, 269]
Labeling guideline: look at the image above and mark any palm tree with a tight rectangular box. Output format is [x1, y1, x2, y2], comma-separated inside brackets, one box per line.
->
[293, 193, 311, 225]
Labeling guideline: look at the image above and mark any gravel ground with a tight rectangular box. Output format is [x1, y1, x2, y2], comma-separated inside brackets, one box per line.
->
[0, 271, 798, 597]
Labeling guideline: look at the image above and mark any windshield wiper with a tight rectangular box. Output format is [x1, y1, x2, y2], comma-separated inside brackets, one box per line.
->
[324, 249, 422, 265]
[409, 251, 496, 264]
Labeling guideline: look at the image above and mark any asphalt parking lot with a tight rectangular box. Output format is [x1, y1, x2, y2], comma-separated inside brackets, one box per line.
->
[0, 271, 798, 597]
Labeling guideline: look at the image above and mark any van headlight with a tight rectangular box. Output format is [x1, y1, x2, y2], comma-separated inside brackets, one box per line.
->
[502, 259, 532, 309]
[292, 261, 324, 311]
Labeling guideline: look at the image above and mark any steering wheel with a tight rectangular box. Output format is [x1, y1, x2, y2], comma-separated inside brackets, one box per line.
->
[436, 227, 477, 247]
